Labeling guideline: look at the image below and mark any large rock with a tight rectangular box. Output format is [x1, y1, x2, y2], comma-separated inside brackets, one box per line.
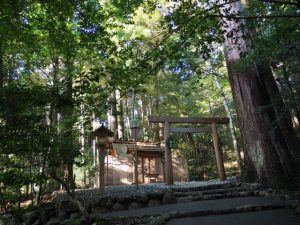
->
[162, 191, 176, 204]
[1, 214, 12, 224]
[3, 214, 22, 225]
[176, 196, 194, 203]
[128, 201, 143, 210]
[295, 206, 300, 215]
[83, 201, 93, 213]
[70, 213, 81, 219]
[148, 199, 161, 207]
[239, 191, 251, 197]
[23, 211, 39, 225]
[132, 193, 149, 204]
[111, 203, 126, 211]
[287, 200, 300, 209]
[59, 200, 78, 213]
[58, 211, 69, 221]
[249, 183, 263, 190]
[39, 204, 56, 223]
[98, 197, 115, 209]
[147, 189, 165, 199]
[45, 217, 59, 225]
[32, 219, 42, 225]
[118, 194, 133, 205]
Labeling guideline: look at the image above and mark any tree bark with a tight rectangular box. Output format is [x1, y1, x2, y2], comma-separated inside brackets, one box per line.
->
[117, 90, 125, 139]
[61, 61, 76, 190]
[220, 1, 299, 186]
[186, 132, 197, 154]
[110, 89, 118, 139]
[0, 36, 4, 87]
[256, 62, 300, 172]
[281, 67, 300, 126]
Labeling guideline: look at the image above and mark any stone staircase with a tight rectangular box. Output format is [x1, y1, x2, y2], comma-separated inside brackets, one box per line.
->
[5, 181, 300, 225]
[98, 181, 300, 225]
[172, 182, 256, 203]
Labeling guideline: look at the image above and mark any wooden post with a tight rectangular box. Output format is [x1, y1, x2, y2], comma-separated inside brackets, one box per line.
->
[160, 157, 166, 182]
[211, 122, 226, 181]
[141, 157, 145, 183]
[164, 121, 173, 185]
[134, 141, 139, 186]
[99, 148, 106, 194]
[106, 153, 109, 185]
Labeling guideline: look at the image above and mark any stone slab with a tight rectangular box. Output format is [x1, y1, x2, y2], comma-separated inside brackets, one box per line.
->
[100, 196, 283, 218]
[166, 209, 300, 225]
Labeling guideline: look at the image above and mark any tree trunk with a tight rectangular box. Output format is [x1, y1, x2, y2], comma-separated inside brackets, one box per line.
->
[0, 37, 4, 87]
[220, 1, 299, 187]
[155, 97, 163, 142]
[256, 62, 300, 172]
[124, 93, 131, 139]
[110, 90, 118, 139]
[117, 90, 125, 139]
[281, 67, 300, 127]
[186, 132, 197, 154]
[79, 102, 87, 186]
[61, 61, 76, 190]
[213, 73, 242, 170]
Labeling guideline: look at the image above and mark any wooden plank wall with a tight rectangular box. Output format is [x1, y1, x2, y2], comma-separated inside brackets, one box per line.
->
[102, 155, 189, 186]
[172, 157, 189, 182]
[104, 155, 134, 185]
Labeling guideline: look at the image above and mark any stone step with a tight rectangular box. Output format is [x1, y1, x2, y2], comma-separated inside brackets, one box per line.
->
[176, 191, 253, 203]
[175, 191, 204, 197]
[202, 187, 245, 195]
[166, 209, 300, 225]
[170, 181, 242, 193]
[99, 196, 286, 218]
[98, 202, 286, 224]
[168, 202, 286, 218]
[174, 187, 246, 198]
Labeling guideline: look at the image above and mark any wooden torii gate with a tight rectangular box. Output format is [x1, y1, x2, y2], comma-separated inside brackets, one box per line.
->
[148, 116, 229, 185]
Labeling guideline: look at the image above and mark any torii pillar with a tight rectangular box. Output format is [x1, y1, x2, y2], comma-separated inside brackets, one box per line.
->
[164, 121, 173, 185]
[211, 122, 226, 181]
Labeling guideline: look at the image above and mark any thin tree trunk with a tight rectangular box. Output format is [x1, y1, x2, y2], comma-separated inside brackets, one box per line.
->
[62, 61, 75, 190]
[111, 89, 118, 139]
[213, 73, 242, 170]
[117, 90, 124, 139]
[79, 101, 87, 187]
[0, 187, 8, 213]
[186, 133, 197, 154]
[36, 155, 47, 204]
[131, 88, 136, 125]
[155, 97, 162, 142]
[0, 36, 4, 87]
[141, 94, 147, 140]
[124, 93, 131, 139]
